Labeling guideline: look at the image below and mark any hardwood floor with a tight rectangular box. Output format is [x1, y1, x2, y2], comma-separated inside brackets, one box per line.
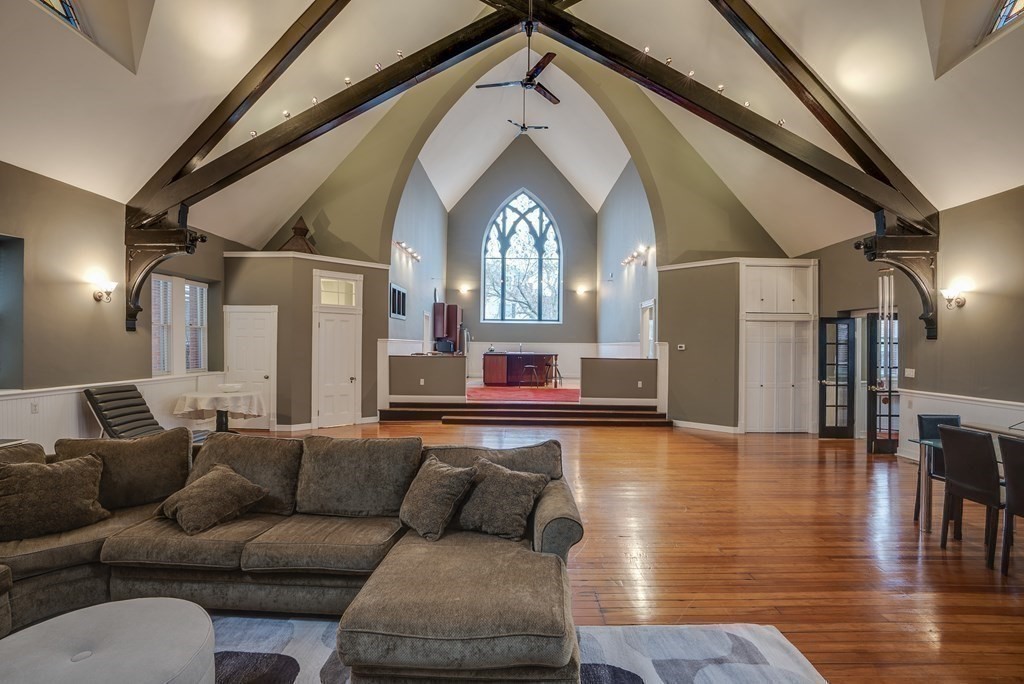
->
[262, 423, 1024, 681]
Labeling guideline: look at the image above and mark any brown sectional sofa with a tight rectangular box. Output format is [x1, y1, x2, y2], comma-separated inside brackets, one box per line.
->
[0, 431, 584, 682]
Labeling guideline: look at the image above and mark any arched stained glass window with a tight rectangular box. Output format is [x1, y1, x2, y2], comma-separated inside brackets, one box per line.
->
[482, 191, 561, 322]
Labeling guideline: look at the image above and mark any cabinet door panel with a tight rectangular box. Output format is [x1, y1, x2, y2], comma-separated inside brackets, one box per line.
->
[791, 268, 812, 313]
[775, 269, 794, 313]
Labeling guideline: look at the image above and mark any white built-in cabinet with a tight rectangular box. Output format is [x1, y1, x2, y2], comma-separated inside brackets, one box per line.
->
[744, 265, 813, 314]
[744, 320, 813, 433]
[740, 261, 817, 433]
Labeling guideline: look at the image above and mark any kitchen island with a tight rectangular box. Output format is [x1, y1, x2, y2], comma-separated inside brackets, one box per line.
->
[482, 352, 558, 386]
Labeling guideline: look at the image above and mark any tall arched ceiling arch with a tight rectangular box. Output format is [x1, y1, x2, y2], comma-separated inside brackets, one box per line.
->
[271, 32, 782, 267]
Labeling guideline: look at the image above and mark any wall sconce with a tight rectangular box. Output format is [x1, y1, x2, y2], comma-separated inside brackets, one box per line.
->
[940, 288, 966, 309]
[393, 240, 421, 262]
[93, 280, 117, 303]
[575, 286, 588, 295]
[621, 244, 650, 267]
[458, 285, 470, 294]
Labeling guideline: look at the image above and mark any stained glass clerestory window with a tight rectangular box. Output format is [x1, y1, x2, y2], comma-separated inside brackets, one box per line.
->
[482, 191, 561, 322]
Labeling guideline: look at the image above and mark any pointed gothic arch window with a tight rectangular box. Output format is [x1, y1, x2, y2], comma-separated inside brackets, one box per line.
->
[36, 0, 83, 31]
[992, 0, 1024, 33]
[482, 190, 561, 322]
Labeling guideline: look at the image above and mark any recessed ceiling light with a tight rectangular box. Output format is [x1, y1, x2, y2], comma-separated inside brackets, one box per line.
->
[374, 63, 382, 72]
[283, 110, 291, 119]
[687, 70, 695, 77]
[665, 57, 672, 65]
[344, 77, 352, 86]
[311, 97, 318, 105]
[249, 130, 257, 138]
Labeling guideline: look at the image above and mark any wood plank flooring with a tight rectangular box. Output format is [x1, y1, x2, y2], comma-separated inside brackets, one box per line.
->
[259, 423, 1024, 681]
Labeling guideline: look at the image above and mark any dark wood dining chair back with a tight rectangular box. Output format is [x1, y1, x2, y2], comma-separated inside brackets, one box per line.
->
[918, 414, 960, 477]
[997, 435, 1024, 574]
[999, 435, 1024, 517]
[939, 425, 1001, 508]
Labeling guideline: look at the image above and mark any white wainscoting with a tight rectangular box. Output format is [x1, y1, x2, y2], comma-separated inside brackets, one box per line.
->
[0, 373, 224, 452]
[596, 342, 644, 358]
[898, 388, 1024, 462]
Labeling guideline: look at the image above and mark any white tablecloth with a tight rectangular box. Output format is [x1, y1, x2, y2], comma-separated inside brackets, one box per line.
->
[173, 391, 266, 420]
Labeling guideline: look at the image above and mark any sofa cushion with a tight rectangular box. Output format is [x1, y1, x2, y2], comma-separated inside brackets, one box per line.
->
[0, 564, 10, 595]
[162, 465, 267, 535]
[297, 437, 422, 517]
[337, 532, 575, 671]
[55, 428, 191, 510]
[459, 458, 550, 541]
[423, 440, 563, 479]
[400, 457, 477, 541]
[189, 433, 303, 515]
[0, 456, 111, 542]
[0, 442, 46, 465]
[241, 515, 404, 575]
[0, 504, 157, 581]
[101, 513, 284, 571]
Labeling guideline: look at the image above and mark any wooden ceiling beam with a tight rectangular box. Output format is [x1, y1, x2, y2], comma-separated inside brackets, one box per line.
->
[127, 0, 353, 226]
[494, 0, 930, 229]
[706, 0, 938, 234]
[130, 11, 522, 224]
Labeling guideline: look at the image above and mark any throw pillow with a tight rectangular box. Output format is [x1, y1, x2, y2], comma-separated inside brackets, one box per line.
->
[0, 456, 111, 541]
[161, 464, 267, 535]
[400, 456, 478, 541]
[189, 433, 303, 515]
[297, 437, 423, 517]
[422, 440, 563, 479]
[55, 428, 192, 509]
[458, 458, 550, 541]
[0, 442, 47, 465]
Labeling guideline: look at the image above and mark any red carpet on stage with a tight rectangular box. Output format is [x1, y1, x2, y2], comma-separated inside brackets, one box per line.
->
[466, 386, 581, 403]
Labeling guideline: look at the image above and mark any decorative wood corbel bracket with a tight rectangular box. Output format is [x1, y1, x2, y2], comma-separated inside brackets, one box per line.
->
[124, 204, 206, 331]
[856, 211, 939, 340]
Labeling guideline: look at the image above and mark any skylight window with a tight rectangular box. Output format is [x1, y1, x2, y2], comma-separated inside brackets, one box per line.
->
[992, 0, 1024, 33]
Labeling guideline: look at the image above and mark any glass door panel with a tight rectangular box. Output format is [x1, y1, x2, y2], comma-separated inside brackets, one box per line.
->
[819, 318, 856, 438]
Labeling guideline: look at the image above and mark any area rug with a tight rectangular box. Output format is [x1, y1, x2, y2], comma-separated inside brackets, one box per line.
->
[466, 386, 581, 402]
[212, 615, 825, 683]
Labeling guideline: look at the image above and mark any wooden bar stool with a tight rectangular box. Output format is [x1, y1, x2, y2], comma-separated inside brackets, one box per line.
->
[520, 364, 541, 387]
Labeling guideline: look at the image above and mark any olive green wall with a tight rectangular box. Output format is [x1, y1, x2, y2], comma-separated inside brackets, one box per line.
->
[446, 136, 598, 344]
[804, 183, 1024, 403]
[597, 161, 658, 344]
[389, 355, 467, 396]
[0, 160, 242, 389]
[658, 264, 740, 426]
[224, 255, 387, 424]
[388, 160, 447, 341]
[580, 358, 657, 399]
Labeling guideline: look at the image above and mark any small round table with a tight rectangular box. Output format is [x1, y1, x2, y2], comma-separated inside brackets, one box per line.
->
[174, 390, 266, 432]
[0, 598, 214, 683]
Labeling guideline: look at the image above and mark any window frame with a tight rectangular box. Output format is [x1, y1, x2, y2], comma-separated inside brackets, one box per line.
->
[989, 0, 1024, 35]
[151, 275, 210, 377]
[480, 189, 563, 325]
[150, 276, 174, 377]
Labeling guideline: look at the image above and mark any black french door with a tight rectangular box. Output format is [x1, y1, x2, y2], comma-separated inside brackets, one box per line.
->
[867, 313, 900, 454]
[818, 317, 856, 438]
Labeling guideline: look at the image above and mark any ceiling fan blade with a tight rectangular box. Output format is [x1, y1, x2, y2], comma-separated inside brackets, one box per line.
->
[526, 52, 556, 81]
[508, 119, 522, 127]
[476, 81, 523, 89]
[533, 83, 561, 105]
[527, 125, 549, 130]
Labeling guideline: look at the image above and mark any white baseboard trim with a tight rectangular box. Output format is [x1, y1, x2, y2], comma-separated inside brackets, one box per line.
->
[672, 420, 742, 434]
[276, 423, 312, 433]
[388, 395, 467, 404]
[357, 416, 380, 424]
[580, 397, 658, 406]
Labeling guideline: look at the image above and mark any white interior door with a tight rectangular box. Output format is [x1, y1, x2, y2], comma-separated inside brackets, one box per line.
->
[316, 311, 359, 428]
[224, 307, 277, 430]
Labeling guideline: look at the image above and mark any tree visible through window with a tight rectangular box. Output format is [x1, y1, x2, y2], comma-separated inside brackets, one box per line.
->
[482, 191, 561, 322]
[992, 0, 1024, 32]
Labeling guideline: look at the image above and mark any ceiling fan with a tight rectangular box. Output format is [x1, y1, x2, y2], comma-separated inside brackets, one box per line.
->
[475, 9, 560, 106]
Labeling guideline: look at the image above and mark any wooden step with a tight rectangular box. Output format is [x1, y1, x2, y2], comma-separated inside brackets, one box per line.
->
[388, 401, 658, 412]
[381, 407, 666, 421]
[440, 415, 673, 427]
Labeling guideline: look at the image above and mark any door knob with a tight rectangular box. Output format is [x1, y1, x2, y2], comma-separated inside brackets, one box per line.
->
[264, 375, 269, 379]
[349, 376, 357, 383]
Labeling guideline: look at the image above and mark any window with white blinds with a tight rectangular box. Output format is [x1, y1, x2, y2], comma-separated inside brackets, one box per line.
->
[151, 276, 173, 375]
[184, 281, 208, 372]
[152, 276, 210, 376]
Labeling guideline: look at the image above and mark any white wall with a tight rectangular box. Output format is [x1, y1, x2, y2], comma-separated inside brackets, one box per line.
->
[0, 373, 223, 452]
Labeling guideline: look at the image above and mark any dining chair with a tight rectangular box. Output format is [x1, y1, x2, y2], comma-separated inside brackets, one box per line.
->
[998, 435, 1024, 575]
[939, 425, 1005, 569]
[914, 414, 961, 522]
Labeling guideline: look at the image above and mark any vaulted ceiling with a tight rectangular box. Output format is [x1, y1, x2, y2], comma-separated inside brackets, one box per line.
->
[1, 0, 1021, 255]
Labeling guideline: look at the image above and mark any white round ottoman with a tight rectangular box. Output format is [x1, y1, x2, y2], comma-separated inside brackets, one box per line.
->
[0, 598, 214, 684]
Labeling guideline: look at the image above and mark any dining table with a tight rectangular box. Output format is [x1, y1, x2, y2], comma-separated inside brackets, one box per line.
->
[173, 391, 266, 433]
[911, 431, 1008, 533]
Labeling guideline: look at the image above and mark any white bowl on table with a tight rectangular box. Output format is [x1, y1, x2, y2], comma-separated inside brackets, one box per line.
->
[217, 383, 244, 393]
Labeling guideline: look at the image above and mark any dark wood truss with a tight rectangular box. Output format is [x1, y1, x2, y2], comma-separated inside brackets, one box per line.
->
[126, 0, 941, 337]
